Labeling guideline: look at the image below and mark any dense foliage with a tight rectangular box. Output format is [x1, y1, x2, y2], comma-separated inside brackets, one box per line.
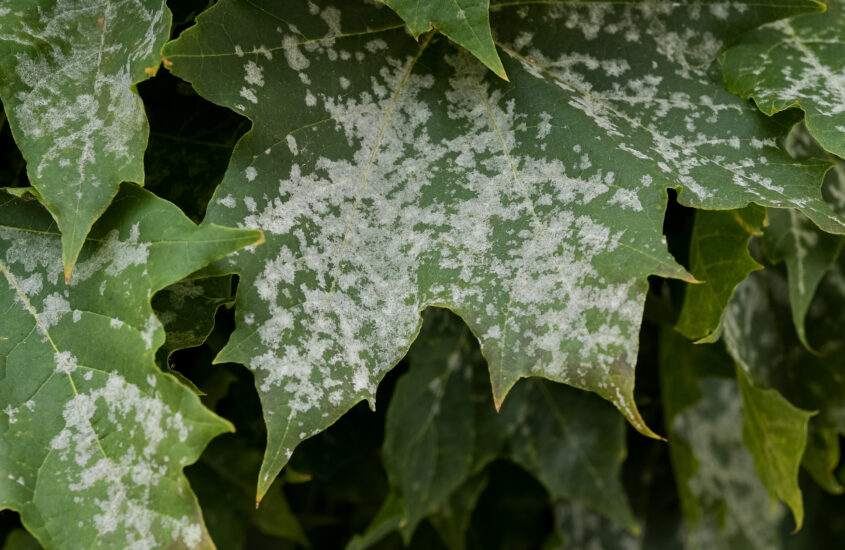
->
[1, 0, 845, 548]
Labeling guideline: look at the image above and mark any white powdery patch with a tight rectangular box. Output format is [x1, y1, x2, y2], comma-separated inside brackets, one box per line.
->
[54, 350, 79, 374]
[49, 372, 200, 548]
[72, 229, 151, 283]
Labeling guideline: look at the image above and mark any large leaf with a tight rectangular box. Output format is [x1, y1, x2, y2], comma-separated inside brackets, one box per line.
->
[382, 0, 507, 79]
[675, 206, 765, 341]
[659, 329, 787, 549]
[0, 0, 173, 277]
[720, 0, 845, 158]
[0, 185, 261, 549]
[162, 0, 842, 497]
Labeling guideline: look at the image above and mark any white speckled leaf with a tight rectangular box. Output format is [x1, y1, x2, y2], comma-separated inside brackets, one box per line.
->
[162, 0, 842, 498]
[382, 0, 507, 79]
[0, 0, 171, 278]
[0, 185, 262, 549]
[720, 0, 845, 158]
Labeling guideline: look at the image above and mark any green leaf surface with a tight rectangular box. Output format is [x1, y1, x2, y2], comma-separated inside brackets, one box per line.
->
[720, 0, 845, 158]
[345, 493, 405, 550]
[0, 529, 40, 550]
[659, 329, 786, 549]
[162, 0, 841, 497]
[0, 0, 172, 277]
[0, 184, 261, 549]
[801, 423, 843, 494]
[382, 0, 506, 79]
[736, 366, 812, 530]
[675, 206, 765, 341]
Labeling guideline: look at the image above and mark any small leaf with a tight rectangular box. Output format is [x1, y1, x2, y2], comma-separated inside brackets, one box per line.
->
[381, 0, 507, 79]
[0, 0, 173, 276]
[736, 366, 812, 530]
[0, 184, 261, 549]
[675, 206, 765, 342]
[801, 423, 843, 495]
[659, 329, 786, 549]
[720, 0, 845, 158]
[152, 274, 234, 366]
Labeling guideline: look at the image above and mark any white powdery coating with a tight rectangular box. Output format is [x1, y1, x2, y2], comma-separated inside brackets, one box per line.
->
[54, 350, 79, 374]
[49, 372, 200, 548]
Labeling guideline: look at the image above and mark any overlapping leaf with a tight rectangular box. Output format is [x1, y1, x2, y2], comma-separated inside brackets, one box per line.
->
[721, 0, 845, 158]
[360, 309, 634, 548]
[0, 0, 172, 277]
[0, 185, 261, 549]
[162, 0, 844, 497]
[675, 206, 764, 342]
[382, 0, 507, 79]
[761, 124, 844, 349]
[660, 329, 789, 549]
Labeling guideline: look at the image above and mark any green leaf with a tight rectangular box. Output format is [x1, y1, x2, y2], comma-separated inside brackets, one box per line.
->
[735, 366, 812, 530]
[382, 310, 479, 541]
[345, 493, 405, 550]
[0, 184, 262, 549]
[659, 329, 786, 549]
[187, 435, 309, 549]
[378, 309, 634, 546]
[548, 500, 639, 550]
[675, 206, 765, 342]
[0, 0, 173, 277]
[505, 380, 636, 532]
[152, 274, 234, 366]
[720, 0, 845, 158]
[801, 423, 843, 494]
[0, 529, 40, 550]
[428, 474, 488, 550]
[381, 0, 507, 80]
[761, 124, 844, 350]
[162, 0, 841, 497]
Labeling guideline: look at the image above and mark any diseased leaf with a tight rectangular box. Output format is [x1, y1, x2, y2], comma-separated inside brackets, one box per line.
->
[722, 267, 845, 432]
[659, 329, 786, 549]
[0, 184, 261, 549]
[378, 309, 634, 546]
[735, 366, 812, 530]
[548, 500, 639, 550]
[761, 124, 844, 350]
[382, 0, 507, 79]
[162, 0, 842, 497]
[675, 206, 765, 342]
[720, 0, 845, 158]
[152, 274, 234, 366]
[0, 0, 173, 277]
[382, 310, 478, 541]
